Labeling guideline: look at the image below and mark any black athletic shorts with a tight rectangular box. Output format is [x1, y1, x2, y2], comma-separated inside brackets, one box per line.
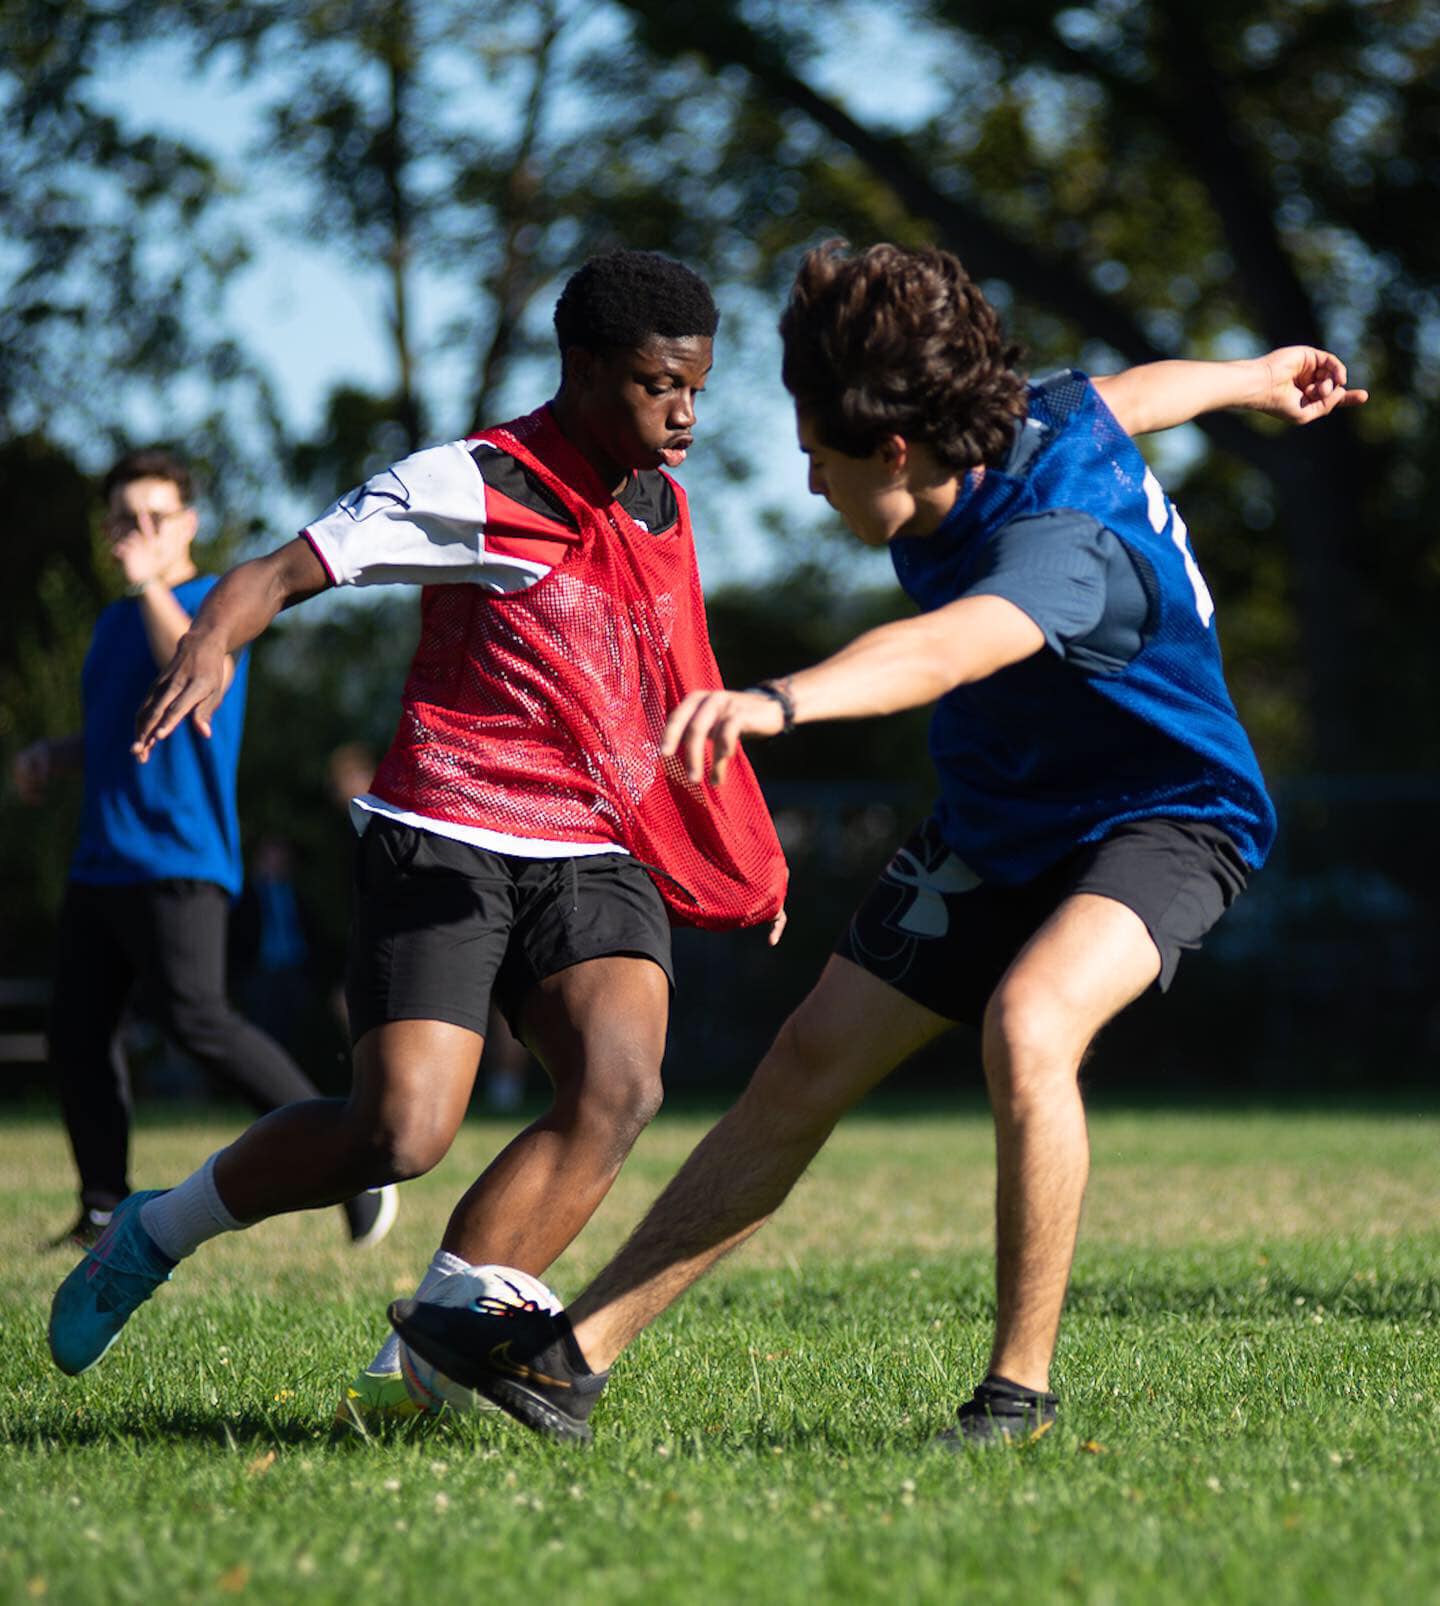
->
[836, 816, 1249, 1026]
[345, 817, 673, 1045]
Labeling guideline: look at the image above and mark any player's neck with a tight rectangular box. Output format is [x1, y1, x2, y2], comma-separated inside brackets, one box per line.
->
[898, 467, 971, 539]
[549, 392, 630, 500]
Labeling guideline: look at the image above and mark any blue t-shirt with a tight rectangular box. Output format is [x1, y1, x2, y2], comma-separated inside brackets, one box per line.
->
[889, 371, 1276, 884]
[70, 575, 249, 895]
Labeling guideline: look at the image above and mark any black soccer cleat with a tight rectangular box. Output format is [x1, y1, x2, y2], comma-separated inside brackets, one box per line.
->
[342, 1184, 398, 1249]
[932, 1374, 1059, 1449]
[44, 1207, 114, 1252]
[388, 1298, 608, 1445]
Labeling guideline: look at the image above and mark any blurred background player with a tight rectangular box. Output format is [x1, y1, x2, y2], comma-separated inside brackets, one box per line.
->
[390, 241, 1367, 1449]
[322, 740, 378, 1039]
[47, 253, 787, 1414]
[230, 832, 315, 1059]
[11, 449, 395, 1251]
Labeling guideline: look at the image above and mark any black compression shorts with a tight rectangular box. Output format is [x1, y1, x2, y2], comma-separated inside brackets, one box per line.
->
[836, 816, 1248, 1025]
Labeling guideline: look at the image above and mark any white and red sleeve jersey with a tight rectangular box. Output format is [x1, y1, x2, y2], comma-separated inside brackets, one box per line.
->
[300, 408, 787, 927]
[302, 438, 679, 593]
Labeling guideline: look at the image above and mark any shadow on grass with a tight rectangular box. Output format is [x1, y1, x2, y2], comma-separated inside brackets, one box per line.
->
[1, 1401, 446, 1451]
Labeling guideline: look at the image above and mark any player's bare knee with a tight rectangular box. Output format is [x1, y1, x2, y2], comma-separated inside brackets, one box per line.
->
[981, 984, 1084, 1106]
[561, 1053, 665, 1144]
[346, 1110, 452, 1185]
[631, 1068, 666, 1131]
[608, 1060, 666, 1136]
[372, 1134, 446, 1185]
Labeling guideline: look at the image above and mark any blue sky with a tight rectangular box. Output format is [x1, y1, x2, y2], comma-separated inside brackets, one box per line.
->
[84, 30, 871, 585]
[80, 9, 984, 586]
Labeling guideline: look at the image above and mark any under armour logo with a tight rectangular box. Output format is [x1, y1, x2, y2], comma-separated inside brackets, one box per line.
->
[884, 847, 980, 938]
[337, 467, 411, 522]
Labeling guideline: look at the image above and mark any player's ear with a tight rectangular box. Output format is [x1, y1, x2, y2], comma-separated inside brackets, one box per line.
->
[878, 434, 911, 476]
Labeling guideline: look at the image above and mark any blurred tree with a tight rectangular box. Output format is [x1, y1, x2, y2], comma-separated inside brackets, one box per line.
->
[2, 0, 1436, 1085]
[0, 0, 279, 515]
[5, 0, 1436, 896]
[167, 0, 780, 498]
[0, 437, 97, 965]
[613, 0, 1440, 772]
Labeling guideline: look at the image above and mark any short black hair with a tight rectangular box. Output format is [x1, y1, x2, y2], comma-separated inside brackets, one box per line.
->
[102, 448, 194, 506]
[553, 250, 719, 353]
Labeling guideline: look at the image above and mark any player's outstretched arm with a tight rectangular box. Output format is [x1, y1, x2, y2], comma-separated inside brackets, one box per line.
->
[1093, 349, 1368, 437]
[133, 537, 330, 761]
[662, 595, 1043, 785]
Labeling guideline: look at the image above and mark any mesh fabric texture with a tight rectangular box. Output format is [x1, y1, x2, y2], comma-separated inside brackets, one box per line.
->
[370, 407, 787, 929]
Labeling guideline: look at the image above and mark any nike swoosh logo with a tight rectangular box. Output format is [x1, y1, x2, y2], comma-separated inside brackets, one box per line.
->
[488, 1341, 571, 1390]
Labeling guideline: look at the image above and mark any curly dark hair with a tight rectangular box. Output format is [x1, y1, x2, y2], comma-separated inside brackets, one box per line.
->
[553, 250, 719, 354]
[779, 241, 1027, 473]
[102, 447, 193, 506]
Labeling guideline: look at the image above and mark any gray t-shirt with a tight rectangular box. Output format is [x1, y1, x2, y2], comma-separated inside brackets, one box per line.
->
[956, 409, 1157, 677]
[962, 507, 1155, 676]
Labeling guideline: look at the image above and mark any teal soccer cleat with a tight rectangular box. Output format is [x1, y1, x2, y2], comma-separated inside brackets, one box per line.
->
[48, 1190, 177, 1375]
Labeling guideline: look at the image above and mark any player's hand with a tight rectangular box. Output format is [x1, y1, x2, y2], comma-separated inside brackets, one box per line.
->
[661, 688, 787, 786]
[132, 631, 230, 761]
[109, 520, 168, 589]
[11, 740, 51, 805]
[767, 907, 788, 947]
[1253, 347, 1369, 423]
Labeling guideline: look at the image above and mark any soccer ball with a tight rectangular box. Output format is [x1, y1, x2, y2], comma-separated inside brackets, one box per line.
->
[398, 1264, 563, 1417]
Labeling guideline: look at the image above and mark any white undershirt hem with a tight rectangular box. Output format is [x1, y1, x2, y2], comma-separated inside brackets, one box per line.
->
[347, 794, 629, 859]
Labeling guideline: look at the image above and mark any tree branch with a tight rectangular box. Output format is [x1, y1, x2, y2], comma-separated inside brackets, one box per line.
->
[470, 0, 564, 427]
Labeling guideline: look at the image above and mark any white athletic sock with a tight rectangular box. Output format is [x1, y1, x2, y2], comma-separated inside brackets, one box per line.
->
[140, 1153, 248, 1262]
[367, 1248, 472, 1375]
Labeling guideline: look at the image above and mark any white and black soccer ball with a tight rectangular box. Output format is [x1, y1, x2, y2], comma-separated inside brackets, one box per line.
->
[398, 1265, 563, 1417]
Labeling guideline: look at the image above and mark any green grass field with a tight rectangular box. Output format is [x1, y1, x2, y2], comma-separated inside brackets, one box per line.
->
[2, 1097, 1437, 1605]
